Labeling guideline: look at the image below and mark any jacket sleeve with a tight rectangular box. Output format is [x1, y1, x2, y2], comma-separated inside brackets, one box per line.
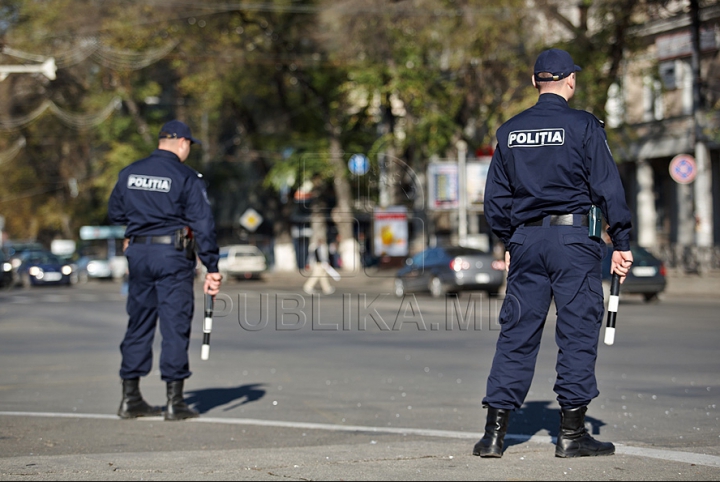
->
[185, 175, 220, 273]
[585, 121, 632, 251]
[484, 145, 514, 245]
[108, 177, 128, 226]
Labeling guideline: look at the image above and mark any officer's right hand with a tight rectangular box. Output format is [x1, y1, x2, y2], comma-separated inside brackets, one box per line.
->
[204, 272, 222, 297]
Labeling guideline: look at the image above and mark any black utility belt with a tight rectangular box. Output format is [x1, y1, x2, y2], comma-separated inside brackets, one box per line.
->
[131, 235, 173, 244]
[523, 214, 588, 227]
[522, 206, 604, 242]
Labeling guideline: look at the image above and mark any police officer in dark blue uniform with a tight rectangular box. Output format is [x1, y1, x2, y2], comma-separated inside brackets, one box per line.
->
[473, 49, 634, 458]
[109, 120, 223, 421]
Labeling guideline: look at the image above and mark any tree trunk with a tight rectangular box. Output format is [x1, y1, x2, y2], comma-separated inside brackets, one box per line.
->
[328, 134, 360, 272]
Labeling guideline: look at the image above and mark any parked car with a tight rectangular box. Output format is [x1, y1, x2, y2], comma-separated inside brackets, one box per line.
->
[218, 245, 268, 280]
[394, 246, 506, 298]
[0, 249, 13, 289]
[15, 251, 74, 288]
[602, 244, 667, 302]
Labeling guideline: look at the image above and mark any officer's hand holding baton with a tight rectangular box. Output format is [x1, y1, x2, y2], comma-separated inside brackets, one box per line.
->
[201, 272, 222, 361]
[604, 251, 633, 346]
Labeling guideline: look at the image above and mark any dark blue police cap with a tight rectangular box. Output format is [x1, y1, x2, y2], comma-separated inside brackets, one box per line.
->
[158, 120, 201, 145]
[534, 48, 582, 82]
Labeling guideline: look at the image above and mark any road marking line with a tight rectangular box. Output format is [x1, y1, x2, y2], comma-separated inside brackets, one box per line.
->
[2, 411, 719, 467]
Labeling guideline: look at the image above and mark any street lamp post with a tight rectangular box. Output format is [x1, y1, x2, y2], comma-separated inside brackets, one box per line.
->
[0, 58, 56, 81]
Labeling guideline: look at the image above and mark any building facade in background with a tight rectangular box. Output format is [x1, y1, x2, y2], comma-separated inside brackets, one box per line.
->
[611, 2, 720, 271]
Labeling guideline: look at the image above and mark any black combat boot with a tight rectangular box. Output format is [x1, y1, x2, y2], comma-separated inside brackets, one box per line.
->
[165, 380, 199, 421]
[555, 406, 615, 457]
[117, 378, 162, 419]
[473, 407, 511, 458]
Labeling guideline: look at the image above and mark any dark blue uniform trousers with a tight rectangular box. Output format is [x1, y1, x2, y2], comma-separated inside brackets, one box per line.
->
[120, 243, 196, 382]
[483, 223, 606, 410]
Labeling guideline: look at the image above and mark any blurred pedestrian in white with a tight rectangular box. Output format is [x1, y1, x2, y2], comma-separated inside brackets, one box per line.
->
[303, 237, 339, 295]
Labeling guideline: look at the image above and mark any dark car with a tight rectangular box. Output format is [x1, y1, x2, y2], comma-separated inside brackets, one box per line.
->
[15, 251, 74, 288]
[0, 249, 13, 288]
[394, 246, 506, 298]
[602, 244, 667, 302]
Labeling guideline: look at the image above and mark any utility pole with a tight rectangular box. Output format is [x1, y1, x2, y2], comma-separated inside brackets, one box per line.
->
[457, 140, 468, 247]
[690, 0, 714, 273]
[0, 58, 56, 81]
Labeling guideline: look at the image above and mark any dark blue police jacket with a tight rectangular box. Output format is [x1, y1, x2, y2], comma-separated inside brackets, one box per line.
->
[108, 149, 220, 272]
[484, 93, 632, 252]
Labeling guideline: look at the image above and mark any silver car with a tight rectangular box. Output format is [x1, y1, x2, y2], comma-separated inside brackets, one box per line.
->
[394, 246, 506, 298]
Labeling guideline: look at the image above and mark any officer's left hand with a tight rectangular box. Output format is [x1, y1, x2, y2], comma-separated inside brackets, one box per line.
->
[611, 250, 634, 284]
[204, 272, 222, 297]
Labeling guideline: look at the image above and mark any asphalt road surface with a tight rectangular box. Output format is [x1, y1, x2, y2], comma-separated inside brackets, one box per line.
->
[1, 274, 719, 480]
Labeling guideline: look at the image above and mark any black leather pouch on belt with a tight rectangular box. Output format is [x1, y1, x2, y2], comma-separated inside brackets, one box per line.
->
[174, 229, 185, 251]
[588, 206, 603, 241]
[185, 237, 196, 260]
[174, 228, 196, 260]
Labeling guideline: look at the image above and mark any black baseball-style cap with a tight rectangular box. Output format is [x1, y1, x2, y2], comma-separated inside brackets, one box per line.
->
[533, 48, 582, 82]
[158, 120, 201, 144]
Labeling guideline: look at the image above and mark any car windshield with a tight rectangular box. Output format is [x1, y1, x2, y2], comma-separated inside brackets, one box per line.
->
[444, 247, 489, 257]
[27, 253, 62, 265]
[631, 246, 658, 263]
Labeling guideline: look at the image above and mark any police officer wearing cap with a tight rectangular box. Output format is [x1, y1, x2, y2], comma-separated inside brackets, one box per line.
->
[473, 49, 634, 458]
[109, 120, 223, 421]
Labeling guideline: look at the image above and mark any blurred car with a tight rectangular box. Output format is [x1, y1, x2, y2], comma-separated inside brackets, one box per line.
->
[0, 249, 13, 288]
[73, 256, 114, 283]
[218, 245, 268, 280]
[3, 242, 47, 287]
[394, 246, 506, 298]
[15, 251, 74, 288]
[602, 244, 667, 302]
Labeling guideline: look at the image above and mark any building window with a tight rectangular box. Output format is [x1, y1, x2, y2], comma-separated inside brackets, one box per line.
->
[643, 76, 663, 122]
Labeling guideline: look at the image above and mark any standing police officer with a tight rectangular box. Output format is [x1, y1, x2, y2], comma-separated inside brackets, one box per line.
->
[474, 49, 634, 458]
[109, 120, 223, 421]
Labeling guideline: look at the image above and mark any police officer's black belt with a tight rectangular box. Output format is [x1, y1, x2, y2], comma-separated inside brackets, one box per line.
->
[523, 214, 588, 227]
[132, 235, 174, 244]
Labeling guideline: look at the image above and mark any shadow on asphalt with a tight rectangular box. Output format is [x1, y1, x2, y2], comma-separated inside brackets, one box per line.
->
[185, 383, 266, 414]
[504, 400, 609, 449]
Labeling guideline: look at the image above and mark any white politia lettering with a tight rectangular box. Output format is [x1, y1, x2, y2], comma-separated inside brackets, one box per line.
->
[127, 174, 172, 193]
[508, 128, 566, 148]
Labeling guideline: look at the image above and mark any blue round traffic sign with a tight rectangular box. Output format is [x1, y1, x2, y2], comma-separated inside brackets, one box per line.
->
[669, 154, 696, 184]
[348, 154, 369, 176]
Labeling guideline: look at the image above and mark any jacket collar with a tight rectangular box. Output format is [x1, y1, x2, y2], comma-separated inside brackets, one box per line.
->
[537, 93, 569, 107]
[153, 148, 181, 162]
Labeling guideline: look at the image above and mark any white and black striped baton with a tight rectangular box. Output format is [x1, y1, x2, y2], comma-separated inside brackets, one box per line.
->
[604, 273, 621, 345]
[201, 294, 213, 361]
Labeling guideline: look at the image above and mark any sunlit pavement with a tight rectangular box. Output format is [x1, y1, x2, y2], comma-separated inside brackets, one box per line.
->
[1, 272, 719, 480]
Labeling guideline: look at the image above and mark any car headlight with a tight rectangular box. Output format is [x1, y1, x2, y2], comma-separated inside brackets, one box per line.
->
[28, 266, 43, 277]
[2, 262, 11, 272]
[62, 265, 73, 276]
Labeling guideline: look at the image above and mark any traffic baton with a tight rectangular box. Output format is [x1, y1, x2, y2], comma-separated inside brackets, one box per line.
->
[201, 294, 213, 361]
[604, 273, 621, 345]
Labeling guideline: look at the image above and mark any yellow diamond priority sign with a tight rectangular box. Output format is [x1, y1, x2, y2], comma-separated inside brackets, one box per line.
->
[239, 208, 263, 232]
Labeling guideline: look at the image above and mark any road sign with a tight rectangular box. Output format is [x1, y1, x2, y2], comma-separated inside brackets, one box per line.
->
[348, 154, 369, 176]
[79, 225, 126, 240]
[669, 154, 697, 184]
[239, 208, 263, 232]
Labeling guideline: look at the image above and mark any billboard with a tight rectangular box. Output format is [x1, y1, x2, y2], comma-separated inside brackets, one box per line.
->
[373, 206, 408, 257]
